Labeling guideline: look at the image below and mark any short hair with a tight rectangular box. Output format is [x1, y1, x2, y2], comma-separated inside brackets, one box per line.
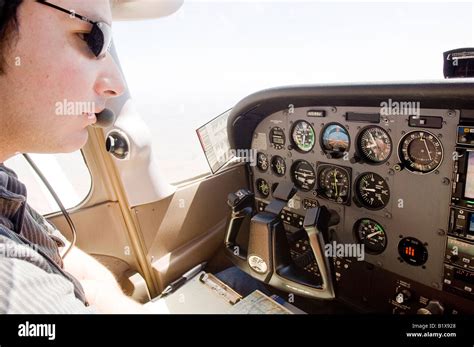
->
[0, 0, 23, 74]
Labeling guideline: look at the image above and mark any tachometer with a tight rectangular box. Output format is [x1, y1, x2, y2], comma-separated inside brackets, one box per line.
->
[354, 219, 387, 255]
[354, 172, 390, 210]
[291, 160, 316, 191]
[317, 165, 351, 204]
[271, 156, 286, 176]
[398, 131, 443, 174]
[357, 126, 392, 164]
[291, 120, 316, 152]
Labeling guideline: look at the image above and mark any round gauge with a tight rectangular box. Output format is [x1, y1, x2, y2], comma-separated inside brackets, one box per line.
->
[357, 126, 392, 163]
[291, 120, 316, 152]
[256, 178, 270, 197]
[269, 127, 286, 150]
[256, 152, 269, 172]
[398, 237, 428, 266]
[291, 160, 316, 191]
[321, 123, 350, 157]
[398, 131, 443, 174]
[317, 165, 351, 204]
[355, 172, 390, 210]
[354, 219, 387, 255]
[271, 156, 286, 176]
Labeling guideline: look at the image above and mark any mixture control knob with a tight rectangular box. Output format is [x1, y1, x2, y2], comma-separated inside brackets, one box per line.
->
[395, 289, 412, 304]
[417, 300, 445, 315]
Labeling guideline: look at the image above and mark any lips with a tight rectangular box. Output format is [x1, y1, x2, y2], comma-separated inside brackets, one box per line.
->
[83, 112, 97, 125]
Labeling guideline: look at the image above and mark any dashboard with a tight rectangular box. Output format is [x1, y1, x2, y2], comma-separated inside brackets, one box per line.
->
[226, 81, 474, 314]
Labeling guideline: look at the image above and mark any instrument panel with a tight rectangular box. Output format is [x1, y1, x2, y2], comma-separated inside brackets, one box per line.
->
[250, 106, 460, 293]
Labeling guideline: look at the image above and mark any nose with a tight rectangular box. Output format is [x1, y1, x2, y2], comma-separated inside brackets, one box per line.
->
[94, 54, 126, 99]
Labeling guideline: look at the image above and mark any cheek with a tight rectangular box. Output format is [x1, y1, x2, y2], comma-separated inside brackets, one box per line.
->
[55, 62, 94, 97]
[16, 42, 96, 108]
[39, 62, 96, 108]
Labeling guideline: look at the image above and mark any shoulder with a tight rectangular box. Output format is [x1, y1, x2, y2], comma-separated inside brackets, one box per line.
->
[0, 227, 52, 273]
[0, 235, 93, 314]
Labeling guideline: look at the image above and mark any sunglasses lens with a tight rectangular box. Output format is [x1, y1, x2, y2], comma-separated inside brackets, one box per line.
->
[86, 22, 112, 58]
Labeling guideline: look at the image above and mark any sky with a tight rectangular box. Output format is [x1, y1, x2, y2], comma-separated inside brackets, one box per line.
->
[113, 1, 473, 183]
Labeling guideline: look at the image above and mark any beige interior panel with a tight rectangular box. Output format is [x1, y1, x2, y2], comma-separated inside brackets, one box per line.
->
[48, 202, 140, 274]
[133, 164, 248, 292]
[151, 219, 226, 291]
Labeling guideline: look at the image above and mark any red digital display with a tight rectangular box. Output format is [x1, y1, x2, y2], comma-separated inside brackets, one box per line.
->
[405, 247, 415, 257]
[398, 237, 428, 266]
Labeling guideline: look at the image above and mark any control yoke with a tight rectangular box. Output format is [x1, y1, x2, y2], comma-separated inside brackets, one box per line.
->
[224, 182, 339, 299]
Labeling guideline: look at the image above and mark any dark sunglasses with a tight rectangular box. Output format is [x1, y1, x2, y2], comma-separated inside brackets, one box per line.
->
[36, 0, 112, 59]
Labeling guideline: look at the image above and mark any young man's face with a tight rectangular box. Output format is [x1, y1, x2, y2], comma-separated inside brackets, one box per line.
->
[0, 0, 125, 157]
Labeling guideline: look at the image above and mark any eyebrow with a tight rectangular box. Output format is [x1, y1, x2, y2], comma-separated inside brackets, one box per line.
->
[36, 0, 112, 26]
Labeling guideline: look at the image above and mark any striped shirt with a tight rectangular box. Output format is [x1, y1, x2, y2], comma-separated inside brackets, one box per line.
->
[0, 163, 93, 313]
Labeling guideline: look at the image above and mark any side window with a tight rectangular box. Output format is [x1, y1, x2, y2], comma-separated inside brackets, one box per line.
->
[4, 151, 92, 216]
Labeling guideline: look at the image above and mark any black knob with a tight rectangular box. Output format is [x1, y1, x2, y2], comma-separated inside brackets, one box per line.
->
[227, 189, 254, 211]
[350, 155, 361, 164]
[450, 254, 459, 263]
[417, 300, 444, 315]
[394, 163, 404, 172]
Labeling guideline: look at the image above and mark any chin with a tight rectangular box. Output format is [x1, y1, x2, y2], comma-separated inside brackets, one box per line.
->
[62, 130, 89, 153]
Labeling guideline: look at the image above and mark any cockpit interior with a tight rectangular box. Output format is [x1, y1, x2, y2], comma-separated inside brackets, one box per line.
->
[1, 0, 473, 334]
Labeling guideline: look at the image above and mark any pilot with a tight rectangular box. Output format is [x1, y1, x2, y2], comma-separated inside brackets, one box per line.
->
[0, 0, 266, 314]
[0, 0, 149, 313]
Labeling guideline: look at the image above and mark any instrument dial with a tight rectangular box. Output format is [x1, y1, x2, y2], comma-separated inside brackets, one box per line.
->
[398, 131, 443, 174]
[355, 172, 390, 210]
[354, 219, 387, 255]
[291, 120, 316, 152]
[269, 127, 286, 150]
[291, 160, 316, 191]
[321, 123, 350, 157]
[357, 126, 392, 163]
[271, 156, 286, 176]
[256, 152, 269, 172]
[317, 165, 351, 204]
[256, 178, 270, 197]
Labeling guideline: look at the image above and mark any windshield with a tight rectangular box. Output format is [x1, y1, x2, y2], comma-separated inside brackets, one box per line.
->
[114, 1, 473, 183]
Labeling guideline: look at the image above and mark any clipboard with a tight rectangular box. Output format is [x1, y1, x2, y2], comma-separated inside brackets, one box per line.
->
[145, 271, 304, 314]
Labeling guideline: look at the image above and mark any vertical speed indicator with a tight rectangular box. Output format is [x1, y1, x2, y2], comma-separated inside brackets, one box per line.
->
[354, 172, 390, 210]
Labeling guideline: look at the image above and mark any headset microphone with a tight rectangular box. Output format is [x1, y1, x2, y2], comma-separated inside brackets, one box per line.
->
[93, 109, 116, 128]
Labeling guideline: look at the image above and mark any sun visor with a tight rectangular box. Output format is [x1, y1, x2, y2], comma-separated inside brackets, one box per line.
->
[112, 0, 183, 21]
